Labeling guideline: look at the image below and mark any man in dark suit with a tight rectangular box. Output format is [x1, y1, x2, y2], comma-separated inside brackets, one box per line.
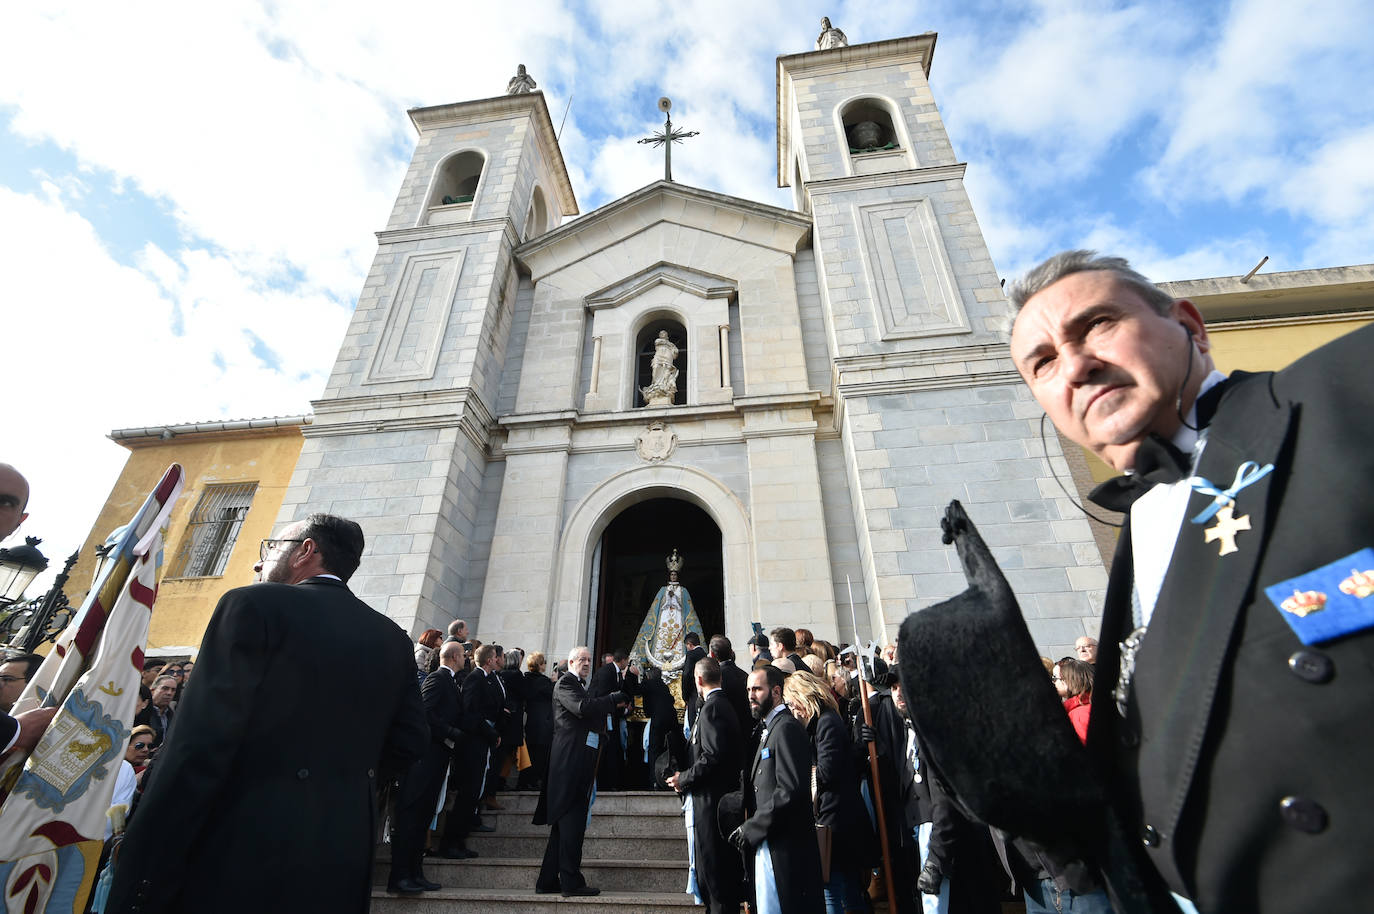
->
[589, 647, 638, 789]
[439, 643, 504, 858]
[388, 640, 467, 894]
[668, 657, 743, 914]
[731, 665, 824, 914]
[678, 631, 706, 728]
[106, 513, 429, 914]
[1006, 250, 1374, 912]
[769, 626, 806, 672]
[709, 635, 752, 766]
[133, 674, 176, 747]
[534, 646, 628, 897]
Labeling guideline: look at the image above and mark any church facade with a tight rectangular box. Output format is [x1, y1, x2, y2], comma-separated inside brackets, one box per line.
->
[277, 30, 1109, 660]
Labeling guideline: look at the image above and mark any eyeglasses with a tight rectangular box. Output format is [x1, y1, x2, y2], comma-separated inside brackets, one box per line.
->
[132, 741, 153, 750]
[0, 675, 26, 685]
[260, 538, 305, 561]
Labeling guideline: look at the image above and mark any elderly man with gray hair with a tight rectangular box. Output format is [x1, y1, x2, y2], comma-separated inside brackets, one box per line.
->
[987, 250, 1374, 913]
[532, 646, 629, 897]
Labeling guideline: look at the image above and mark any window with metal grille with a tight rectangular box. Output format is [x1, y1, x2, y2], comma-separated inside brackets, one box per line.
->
[167, 483, 258, 578]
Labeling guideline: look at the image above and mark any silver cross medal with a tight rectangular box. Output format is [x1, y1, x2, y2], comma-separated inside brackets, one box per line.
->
[1204, 505, 1251, 556]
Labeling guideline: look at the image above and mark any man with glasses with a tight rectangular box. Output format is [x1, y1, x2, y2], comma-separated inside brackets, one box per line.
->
[0, 652, 41, 713]
[107, 513, 429, 914]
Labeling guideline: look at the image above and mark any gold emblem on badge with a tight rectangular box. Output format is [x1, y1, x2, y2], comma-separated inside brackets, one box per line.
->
[1280, 589, 1327, 617]
[1339, 569, 1374, 599]
[1203, 505, 1251, 556]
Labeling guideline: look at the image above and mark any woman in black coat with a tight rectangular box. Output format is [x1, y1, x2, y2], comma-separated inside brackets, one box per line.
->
[494, 649, 526, 791]
[784, 670, 877, 914]
[518, 651, 555, 790]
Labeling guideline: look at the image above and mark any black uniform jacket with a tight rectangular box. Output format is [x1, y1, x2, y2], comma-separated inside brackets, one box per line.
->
[741, 707, 824, 914]
[1089, 325, 1374, 913]
[533, 672, 619, 825]
[677, 689, 744, 904]
[106, 576, 428, 914]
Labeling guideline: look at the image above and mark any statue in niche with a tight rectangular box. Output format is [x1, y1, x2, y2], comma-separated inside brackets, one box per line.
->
[506, 64, 537, 94]
[640, 330, 680, 406]
[630, 549, 704, 685]
[816, 17, 848, 50]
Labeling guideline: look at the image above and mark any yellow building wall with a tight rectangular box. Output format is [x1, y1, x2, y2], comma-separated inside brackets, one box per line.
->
[1082, 317, 1371, 484]
[69, 427, 304, 655]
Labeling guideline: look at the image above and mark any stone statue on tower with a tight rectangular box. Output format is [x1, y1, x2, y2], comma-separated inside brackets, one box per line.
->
[816, 17, 848, 50]
[639, 330, 680, 406]
[630, 548, 703, 684]
[506, 64, 537, 94]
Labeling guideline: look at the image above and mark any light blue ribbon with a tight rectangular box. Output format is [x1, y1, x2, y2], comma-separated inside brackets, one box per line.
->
[1187, 461, 1274, 524]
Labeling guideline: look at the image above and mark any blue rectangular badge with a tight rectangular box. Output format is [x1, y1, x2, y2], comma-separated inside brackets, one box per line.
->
[761, 747, 771, 760]
[1264, 547, 1374, 645]
[586, 732, 600, 750]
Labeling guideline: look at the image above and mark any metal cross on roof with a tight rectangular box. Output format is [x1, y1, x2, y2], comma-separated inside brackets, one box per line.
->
[637, 97, 699, 182]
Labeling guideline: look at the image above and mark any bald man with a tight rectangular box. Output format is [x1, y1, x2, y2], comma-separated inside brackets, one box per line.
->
[0, 463, 30, 542]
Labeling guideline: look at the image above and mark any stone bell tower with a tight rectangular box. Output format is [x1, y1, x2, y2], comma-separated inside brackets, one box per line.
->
[778, 33, 1109, 649]
[276, 75, 578, 631]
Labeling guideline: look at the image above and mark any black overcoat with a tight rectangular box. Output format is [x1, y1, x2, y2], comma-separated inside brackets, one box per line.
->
[677, 689, 744, 911]
[534, 673, 619, 825]
[1088, 324, 1374, 913]
[741, 707, 824, 914]
[523, 670, 554, 747]
[106, 577, 428, 914]
[809, 708, 876, 873]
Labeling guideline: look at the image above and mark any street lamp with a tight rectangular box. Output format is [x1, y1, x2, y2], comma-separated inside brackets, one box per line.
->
[0, 536, 48, 606]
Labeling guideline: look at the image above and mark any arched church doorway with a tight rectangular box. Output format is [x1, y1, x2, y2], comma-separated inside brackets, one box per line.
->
[591, 497, 723, 664]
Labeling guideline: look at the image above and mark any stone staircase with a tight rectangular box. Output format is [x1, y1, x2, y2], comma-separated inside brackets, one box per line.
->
[370, 790, 698, 912]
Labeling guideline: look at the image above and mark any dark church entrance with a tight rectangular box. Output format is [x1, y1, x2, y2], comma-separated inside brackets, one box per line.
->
[592, 497, 724, 663]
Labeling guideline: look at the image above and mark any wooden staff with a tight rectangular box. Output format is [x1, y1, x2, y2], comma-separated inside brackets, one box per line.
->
[859, 671, 899, 909]
[848, 577, 898, 909]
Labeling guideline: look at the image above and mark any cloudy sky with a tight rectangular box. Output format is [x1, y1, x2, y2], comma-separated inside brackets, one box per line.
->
[2, 0, 1371, 591]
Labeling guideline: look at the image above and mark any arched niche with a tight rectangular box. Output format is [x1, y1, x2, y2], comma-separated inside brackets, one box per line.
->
[633, 317, 689, 408]
[523, 184, 550, 241]
[546, 464, 757, 658]
[423, 149, 486, 225]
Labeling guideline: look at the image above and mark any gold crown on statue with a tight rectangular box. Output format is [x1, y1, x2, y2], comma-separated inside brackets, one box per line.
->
[1339, 568, 1374, 599]
[1281, 589, 1327, 617]
[666, 548, 684, 574]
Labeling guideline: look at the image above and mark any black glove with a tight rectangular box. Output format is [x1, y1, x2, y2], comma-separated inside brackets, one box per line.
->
[858, 723, 876, 745]
[728, 826, 750, 852]
[610, 691, 630, 705]
[917, 858, 943, 895]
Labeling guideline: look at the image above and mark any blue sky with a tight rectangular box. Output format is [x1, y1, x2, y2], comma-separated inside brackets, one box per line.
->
[2, 0, 1371, 589]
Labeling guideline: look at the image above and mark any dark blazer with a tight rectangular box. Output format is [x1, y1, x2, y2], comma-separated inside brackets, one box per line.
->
[680, 645, 707, 720]
[718, 659, 752, 747]
[133, 704, 174, 747]
[589, 661, 637, 711]
[1089, 325, 1374, 914]
[458, 667, 504, 756]
[0, 712, 16, 751]
[497, 667, 525, 748]
[677, 689, 743, 912]
[523, 670, 554, 746]
[107, 577, 428, 914]
[534, 673, 620, 826]
[810, 708, 876, 872]
[741, 707, 824, 914]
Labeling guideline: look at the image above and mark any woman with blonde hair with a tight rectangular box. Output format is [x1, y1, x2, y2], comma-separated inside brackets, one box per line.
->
[783, 671, 876, 914]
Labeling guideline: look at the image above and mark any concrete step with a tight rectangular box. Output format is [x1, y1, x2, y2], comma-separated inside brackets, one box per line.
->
[462, 832, 688, 860]
[376, 856, 687, 893]
[370, 887, 698, 913]
[484, 789, 684, 816]
[480, 806, 685, 838]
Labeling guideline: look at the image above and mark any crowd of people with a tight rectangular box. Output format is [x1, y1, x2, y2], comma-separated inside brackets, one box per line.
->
[6, 248, 1365, 914]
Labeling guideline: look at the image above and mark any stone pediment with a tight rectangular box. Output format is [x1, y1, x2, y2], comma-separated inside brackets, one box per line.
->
[585, 262, 736, 311]
[513, 180, 811, 282]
